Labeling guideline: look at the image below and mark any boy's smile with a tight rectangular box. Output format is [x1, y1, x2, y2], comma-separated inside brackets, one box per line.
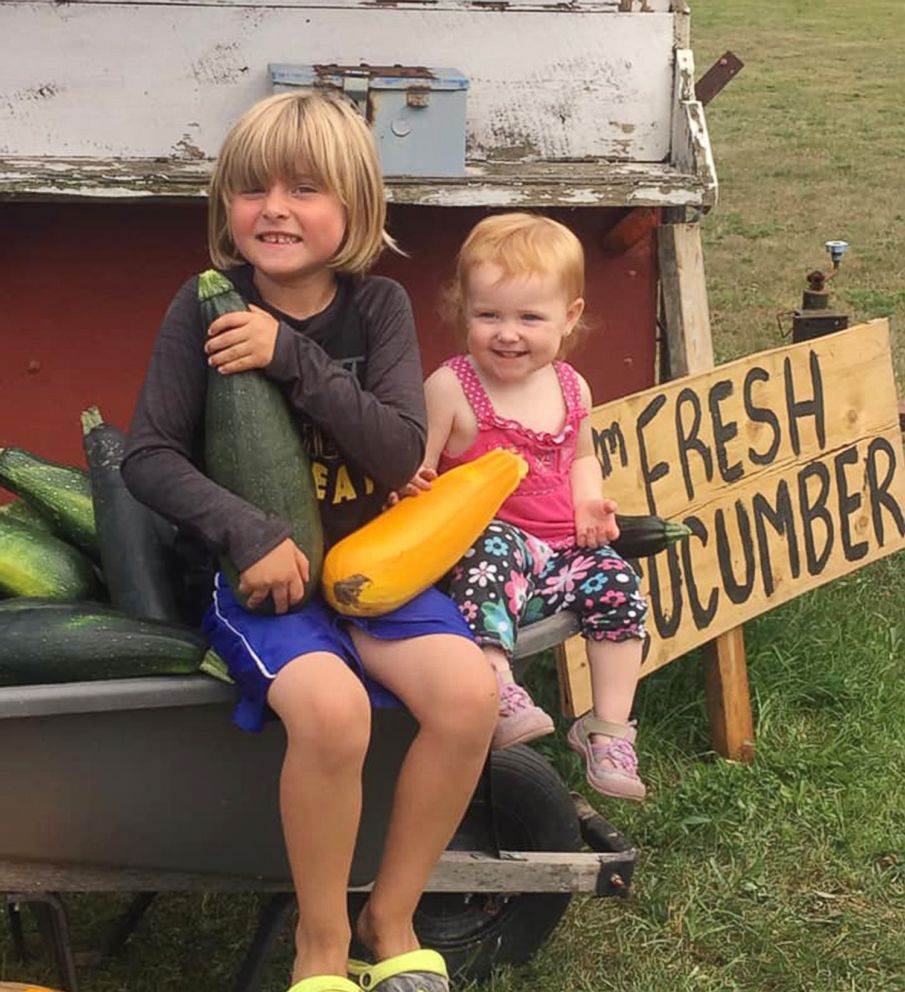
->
[228, 175, 346, 284]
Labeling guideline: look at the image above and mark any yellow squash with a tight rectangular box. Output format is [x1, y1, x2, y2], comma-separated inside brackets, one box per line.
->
[322, 448, 528, 616]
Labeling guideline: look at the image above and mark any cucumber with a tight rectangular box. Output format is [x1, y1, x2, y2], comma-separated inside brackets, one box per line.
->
[199, 270, 324, 613]
[82, 407, 182, 623]
[0, 499, 54, 532]
[0, 600, 231, 686]
[0, 447, 98, 558]
[0, 515, 101, 600]
[610, 513, 691, 560]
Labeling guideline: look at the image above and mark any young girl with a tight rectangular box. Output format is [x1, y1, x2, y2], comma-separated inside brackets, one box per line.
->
[411, 213, 648, 801]
[122, 91, 497, 992]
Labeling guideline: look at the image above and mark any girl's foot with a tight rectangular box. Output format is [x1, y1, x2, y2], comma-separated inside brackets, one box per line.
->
[567, 714, 646, 801]
[493, 680, 555, 749]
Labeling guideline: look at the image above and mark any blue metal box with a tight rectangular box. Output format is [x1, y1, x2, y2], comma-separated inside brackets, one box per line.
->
[270, 63, 468, 178]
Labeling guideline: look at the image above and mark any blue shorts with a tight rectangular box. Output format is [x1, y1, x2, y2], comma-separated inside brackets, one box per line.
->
[202, 573, 475, 733]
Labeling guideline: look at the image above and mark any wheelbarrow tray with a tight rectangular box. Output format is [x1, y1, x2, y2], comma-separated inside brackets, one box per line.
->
[0, 614, 632, 897]
[0, 675, 415, 887]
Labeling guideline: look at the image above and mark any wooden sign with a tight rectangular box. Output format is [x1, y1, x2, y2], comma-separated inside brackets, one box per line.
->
[580, 319, 905, 683]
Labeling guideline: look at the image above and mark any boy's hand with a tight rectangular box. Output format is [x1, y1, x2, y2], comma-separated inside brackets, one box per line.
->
[206, 305, 279, 374]
[238, 538, 310, 614]
[575, 497, 620, 549]
[383, 465, 437, 509]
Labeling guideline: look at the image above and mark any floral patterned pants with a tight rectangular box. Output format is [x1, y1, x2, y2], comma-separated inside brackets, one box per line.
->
[445, 519, 648, 656]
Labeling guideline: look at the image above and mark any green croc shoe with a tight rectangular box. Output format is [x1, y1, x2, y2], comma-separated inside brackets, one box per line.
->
[288, 976, 360, 992]
[356, 949, 449, 992]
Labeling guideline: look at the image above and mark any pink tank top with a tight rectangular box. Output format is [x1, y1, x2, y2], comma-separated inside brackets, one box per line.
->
[437, 355, 588, 549]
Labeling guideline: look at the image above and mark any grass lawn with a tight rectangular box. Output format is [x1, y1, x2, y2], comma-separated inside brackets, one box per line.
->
[3, 1, 904, 990]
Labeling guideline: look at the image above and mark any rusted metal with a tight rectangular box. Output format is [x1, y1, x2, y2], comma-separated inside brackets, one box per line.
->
[694, 51, 744, 106]
[313, 63, 435, 79]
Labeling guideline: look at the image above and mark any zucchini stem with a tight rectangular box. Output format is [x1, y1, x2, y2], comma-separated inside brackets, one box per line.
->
[80, 407, 104, 434]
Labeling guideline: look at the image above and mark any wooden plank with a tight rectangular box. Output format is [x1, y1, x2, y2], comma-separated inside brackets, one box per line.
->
[554, 638, 591, 718]
[0, 156, 712, 207]
[0, 850, 631, 895]
[657, 222, 715, 374]
[32, 0, 674, 9]
[587, 319, 905, 668]
[703, 626, 755, 761]
[0, 4, 675, 164]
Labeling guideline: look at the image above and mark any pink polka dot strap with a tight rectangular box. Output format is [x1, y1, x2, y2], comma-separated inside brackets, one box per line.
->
[444, 355, 588, 441]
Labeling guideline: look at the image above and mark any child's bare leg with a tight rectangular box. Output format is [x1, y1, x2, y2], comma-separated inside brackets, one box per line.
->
[350, 631, 498, 960]
[267, 652, 372, 981]
[569, 636, 646, 800]
[586, 637, 643, 725]
[483, 642, 555, 749]
[483, 643, 511, 678]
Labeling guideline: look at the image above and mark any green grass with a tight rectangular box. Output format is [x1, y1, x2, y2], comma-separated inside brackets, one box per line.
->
[691, 0, 905, 373]
[3, 2, 905, 990]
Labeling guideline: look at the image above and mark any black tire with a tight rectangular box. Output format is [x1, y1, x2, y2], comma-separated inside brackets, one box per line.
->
[412, 745, 582, 982]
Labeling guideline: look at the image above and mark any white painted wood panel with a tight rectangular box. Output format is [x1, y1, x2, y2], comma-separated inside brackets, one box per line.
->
[19, 0, 674, 11]
[0, 156, 712, 207]
[1, 4, 675, 162]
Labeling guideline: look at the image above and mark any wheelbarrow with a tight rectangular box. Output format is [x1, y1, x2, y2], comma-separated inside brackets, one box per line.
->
[0, 611, 635, 990]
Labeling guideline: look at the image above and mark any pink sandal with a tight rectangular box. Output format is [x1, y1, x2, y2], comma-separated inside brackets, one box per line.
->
[567, 714, 646, 801]
[493, 680, 555, 749]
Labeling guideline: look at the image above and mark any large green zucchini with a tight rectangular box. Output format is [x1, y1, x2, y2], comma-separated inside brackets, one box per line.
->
[0, 599, 230, 686]
[199, 270, 324, 613]
[82, 407, 182, 623]
[0, 515, 101, 600]
[0, 498, 54, 532]
[0, 447, 98, 558]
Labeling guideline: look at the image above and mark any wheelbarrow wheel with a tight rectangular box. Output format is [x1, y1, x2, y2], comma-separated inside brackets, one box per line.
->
[413, 744, 582, 982]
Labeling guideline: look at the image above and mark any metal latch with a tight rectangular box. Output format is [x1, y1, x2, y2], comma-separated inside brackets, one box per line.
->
[406, 86, 431, 109]
[341, 72, 370, 116]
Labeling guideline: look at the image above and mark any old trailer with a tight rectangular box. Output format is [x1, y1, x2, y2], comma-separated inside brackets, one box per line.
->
[0, 1, 724, 988]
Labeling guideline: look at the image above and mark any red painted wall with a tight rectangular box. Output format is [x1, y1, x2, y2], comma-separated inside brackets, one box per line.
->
[0, 201, 656, 488]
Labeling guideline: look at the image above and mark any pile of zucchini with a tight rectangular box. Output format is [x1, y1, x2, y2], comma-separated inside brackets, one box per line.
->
[0, 414, 230, 688]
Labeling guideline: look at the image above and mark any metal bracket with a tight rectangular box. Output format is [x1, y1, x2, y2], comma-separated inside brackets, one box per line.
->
[341, 72, 370, 117]
[695, 51, 744, 106]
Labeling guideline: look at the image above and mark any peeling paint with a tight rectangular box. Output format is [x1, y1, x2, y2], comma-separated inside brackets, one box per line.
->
[0, 155, 705, 207]
[191, 42, 249, 86]
[171, 134, 206, 161]
[7, 83, 63, 109]
[3, 0, 694, 200]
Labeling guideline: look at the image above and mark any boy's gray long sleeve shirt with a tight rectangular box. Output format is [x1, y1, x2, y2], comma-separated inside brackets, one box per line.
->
[122, 267, 427, 572]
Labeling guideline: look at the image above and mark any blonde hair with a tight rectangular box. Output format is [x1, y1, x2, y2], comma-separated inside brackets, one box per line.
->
[208, 90, 394, 273]
[449, 212, 587, 345]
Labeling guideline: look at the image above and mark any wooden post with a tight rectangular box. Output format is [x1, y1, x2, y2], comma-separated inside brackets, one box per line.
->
[554, 638, 591, 718]
[701, 628, 756, 762]
[657, 221, 756, 761]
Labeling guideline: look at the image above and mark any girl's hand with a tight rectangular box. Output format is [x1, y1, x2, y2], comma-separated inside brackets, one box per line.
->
[206, 305, 279, 374]
[238, 538, 310, 614]
[575, 497, 620, 548]
[383, 465, 437, 509]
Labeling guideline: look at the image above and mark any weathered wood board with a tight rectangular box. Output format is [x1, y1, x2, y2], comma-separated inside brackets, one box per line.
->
[0, 2, 674, 163]
[565, 320, 905, 706]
